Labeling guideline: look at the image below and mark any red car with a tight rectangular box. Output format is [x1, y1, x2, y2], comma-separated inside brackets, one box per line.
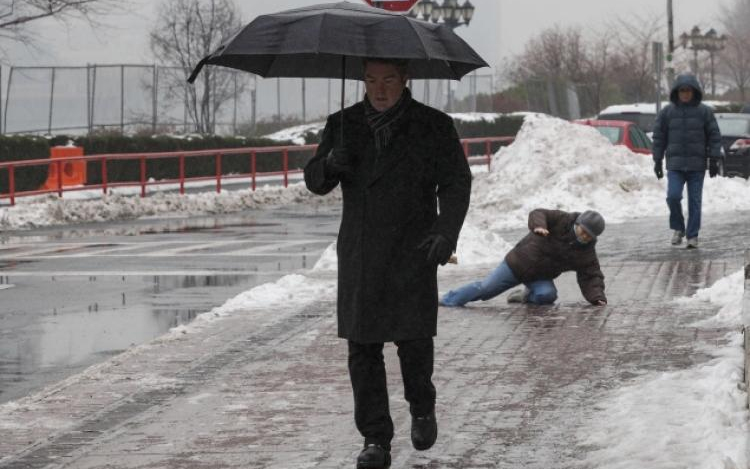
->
[575, 119, 653, 155]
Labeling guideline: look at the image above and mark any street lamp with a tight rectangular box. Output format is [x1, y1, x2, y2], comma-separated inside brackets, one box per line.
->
[680, 25, 728, 96]
[409, 0, 474, 30]
[408, 0, 476, 111]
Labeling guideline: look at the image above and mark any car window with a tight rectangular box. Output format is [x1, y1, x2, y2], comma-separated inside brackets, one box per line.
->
[629, 126, 652, 149]
[597, 113, 656, 132]
[716, 117, 750, 136]
[594, 126, 622, 144]
[628, 127, 644, 148]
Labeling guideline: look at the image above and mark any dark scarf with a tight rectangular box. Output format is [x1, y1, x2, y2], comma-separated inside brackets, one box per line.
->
[364, 88, 412, 154]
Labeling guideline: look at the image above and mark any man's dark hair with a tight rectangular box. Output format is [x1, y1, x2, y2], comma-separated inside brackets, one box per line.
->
[362, 57, 409, 78]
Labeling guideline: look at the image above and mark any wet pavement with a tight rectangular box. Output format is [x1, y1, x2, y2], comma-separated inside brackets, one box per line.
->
[0, 211, 748, 469]
[0, 207, 341, 404]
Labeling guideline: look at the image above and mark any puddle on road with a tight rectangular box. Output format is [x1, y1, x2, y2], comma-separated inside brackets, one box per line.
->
[0, 271, 286, 404]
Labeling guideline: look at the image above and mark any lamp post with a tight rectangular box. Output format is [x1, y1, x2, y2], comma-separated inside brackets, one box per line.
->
[407, 0, 476, 111]
[408, 0, 475, 29]
[679, 26, 728, 97]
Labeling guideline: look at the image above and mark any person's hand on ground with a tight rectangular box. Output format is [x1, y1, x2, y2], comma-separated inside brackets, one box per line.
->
[418, 234, 452, 265]
[533, 227, 549, 236]
[654, 161, 663, 180]
[596, 300, 607, 306]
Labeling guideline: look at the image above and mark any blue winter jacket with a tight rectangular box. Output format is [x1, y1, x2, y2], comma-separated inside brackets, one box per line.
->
[652, 74, 722, 171]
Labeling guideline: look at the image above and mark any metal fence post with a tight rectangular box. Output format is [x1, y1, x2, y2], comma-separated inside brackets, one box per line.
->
[120, 64, 125, 133]
[276, 77, 281, 122]
[152, 64, 158, 133]
[90, 65, 97, 133]
[48, 67, 56, 135]
[233, 72, 238, 135]
[86, 64, 91, 133]
[302, 78, 306, 123]
[251, 87, 257, 135]
[0, 65, 3, 135]
[183, 82, 189, 133]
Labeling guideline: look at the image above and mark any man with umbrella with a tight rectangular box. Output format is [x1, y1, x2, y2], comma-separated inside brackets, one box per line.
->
[304, 56, 471, 468]
[188, 4, 484, 467]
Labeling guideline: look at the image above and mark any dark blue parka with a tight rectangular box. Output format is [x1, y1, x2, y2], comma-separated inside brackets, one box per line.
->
[652, 74, 722, 171]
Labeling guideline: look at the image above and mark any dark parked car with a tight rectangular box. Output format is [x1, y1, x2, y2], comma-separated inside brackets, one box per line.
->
[715, 113, 750, 179]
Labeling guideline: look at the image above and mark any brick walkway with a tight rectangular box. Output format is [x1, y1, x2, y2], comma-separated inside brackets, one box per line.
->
[0, 212, 747, 469]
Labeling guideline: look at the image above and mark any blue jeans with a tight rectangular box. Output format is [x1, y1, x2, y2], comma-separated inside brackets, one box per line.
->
[440, 260, 558, 307]
[666, 170, 705, 239]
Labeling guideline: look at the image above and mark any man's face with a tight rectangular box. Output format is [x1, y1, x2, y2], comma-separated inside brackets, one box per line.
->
[364, 61, 407, 112]
[678, 86, 694, 103]
[574, 224, 594, 244]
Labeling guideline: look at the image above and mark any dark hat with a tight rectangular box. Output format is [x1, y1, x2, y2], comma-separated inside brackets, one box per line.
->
[576, 211, 605, 240]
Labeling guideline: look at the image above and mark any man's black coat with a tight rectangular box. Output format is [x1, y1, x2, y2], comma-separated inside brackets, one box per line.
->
[304, 98, 471, 343]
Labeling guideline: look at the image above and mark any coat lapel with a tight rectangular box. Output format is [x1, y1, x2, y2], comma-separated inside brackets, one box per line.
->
[366, 107, 414, 187]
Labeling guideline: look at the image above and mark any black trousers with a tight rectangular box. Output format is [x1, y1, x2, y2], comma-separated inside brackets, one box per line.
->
[347, 338, 436, 449]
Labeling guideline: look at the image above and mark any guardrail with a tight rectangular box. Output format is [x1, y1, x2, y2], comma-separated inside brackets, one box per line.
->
[0, 136, 514, 206]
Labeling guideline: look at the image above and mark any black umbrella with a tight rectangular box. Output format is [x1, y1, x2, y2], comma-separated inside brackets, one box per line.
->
[187, 1, 488, 136]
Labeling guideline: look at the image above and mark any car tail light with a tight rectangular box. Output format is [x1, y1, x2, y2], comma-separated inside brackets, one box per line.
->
[730, 139, 750, 150]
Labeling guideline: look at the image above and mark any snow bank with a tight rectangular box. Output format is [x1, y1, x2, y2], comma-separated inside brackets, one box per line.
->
[467, 114, 750, 231]
[578, 270, 749, 469]
[0, 183, 341, 230]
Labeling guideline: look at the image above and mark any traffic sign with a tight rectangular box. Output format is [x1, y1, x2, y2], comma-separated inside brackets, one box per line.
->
[363, 0, 420, 13]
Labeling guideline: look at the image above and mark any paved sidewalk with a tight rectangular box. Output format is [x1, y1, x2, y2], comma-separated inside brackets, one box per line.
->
[0, 212, 748, 469]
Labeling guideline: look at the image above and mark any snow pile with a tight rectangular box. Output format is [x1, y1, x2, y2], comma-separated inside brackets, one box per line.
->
[675, 269, 745, 327]
[578, 270, 749, 469]
[168, 273, 336, 336]
[454, 221, 514, 265]
[0, 183, 341, 230]
[312, 242, 338, 272]
[467, 114, 750, 231]
[263, 122, 325, 145]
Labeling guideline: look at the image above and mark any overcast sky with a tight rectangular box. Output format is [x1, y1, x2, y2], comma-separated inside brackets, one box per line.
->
[3, 0, 733, 71]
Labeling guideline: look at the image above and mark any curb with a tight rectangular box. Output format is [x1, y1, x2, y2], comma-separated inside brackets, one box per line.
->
[744, 249, 750, 408]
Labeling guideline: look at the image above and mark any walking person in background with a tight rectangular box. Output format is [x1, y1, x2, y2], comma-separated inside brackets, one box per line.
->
[304, 57, 471, 469]
[440, 209, 607, 308]
[652, 73, 722, 249]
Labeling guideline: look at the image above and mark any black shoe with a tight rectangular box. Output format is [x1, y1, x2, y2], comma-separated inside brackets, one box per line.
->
[411, 411, 438, 451]
[356, 444, 391, 469]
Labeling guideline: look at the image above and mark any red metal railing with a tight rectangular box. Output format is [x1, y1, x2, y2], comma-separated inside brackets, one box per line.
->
[0, 137, 513, 206]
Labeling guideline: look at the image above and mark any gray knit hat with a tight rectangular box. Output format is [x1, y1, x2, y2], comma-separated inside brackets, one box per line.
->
[576, 211, 605, 240]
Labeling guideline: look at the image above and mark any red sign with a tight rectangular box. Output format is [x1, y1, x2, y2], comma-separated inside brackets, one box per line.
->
[363, 0, 420, 13]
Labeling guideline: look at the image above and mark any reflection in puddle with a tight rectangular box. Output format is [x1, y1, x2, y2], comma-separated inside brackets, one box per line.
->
[0, 273, 269, 404]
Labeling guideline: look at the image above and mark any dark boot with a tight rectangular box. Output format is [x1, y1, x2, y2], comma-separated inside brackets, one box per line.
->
[411, 410, 438, 451]
[356, 444, 391, 469]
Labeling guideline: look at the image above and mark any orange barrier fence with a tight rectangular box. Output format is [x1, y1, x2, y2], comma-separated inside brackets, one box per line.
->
[0, 136, 514, 206]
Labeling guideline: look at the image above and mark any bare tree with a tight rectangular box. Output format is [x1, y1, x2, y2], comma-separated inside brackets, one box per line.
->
[507, 25, 613, 115]
[150, 0, 243, 134]
[718, 0, 750, 101]
[606, 14, 662, 103]
[0, 0, 125, 51]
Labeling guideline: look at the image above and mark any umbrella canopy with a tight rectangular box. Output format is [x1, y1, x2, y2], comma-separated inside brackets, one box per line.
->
[187, 1, 488, 83]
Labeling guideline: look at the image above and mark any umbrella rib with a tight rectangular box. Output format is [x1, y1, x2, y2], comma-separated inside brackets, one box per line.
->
[404, 19, 431, 62]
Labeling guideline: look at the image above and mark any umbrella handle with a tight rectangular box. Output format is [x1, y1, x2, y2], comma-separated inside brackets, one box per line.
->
[340, 55, 346, 146]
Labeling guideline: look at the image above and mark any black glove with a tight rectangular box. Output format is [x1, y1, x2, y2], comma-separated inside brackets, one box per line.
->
[654, 161, 663, 180]
[708, 158, 719, 178]
[324, 147, 354, 179]
[417, 234, 453, 266]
